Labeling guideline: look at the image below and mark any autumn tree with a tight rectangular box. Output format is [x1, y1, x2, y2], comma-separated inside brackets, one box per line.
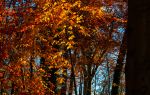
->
[0, 0, 45, 94]
[0, 0, 127, 95]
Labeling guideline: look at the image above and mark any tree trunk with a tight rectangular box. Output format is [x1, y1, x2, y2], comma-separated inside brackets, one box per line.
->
[87, 77, 92, 95]
[79, 73, 83, 95]
[83, 75, 92, 95]
[40, 57, 58, 94]
[68, 49, 77, 95]
[11, 82, 14, 94]
[106, 56, 111, 95]
[30, 56, 33, 79]
[69, 65, 77, 95]
[111, 30, 127, 95]
[0, 81, 4, 95]
[126, 0, 150, 95]
[49, 68, 58, 94]
[61, 68, 67, 95]
[83, 77, 88, 95]
[69, 74, 73, 95]
[94, 73, 96, 95]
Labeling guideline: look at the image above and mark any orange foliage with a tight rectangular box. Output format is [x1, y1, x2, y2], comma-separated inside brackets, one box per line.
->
[0, 0, 127, 94]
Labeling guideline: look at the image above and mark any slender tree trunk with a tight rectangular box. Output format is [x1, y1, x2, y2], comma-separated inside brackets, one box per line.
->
[11, 82, 14, 94]
[87, 64, 92, 95]
[49, 68, 58, 94]
[79, 73, 83, 95]
[73, 69, 77, 95]
[69, 64, 77, 95]
[40, 57, 58, 94]
[69, 73, 73, 95]
[0, 81, 4, 95]
[30, 56, 33, 79]
[87, 77, 92, 95]
[106, 57, 111, 95]
[83, 76, 88, 95]
[94, 73, 96, 95]
[83, 75, 92, 95]
[111, 30, 127, 95]
[84, 77, 92, 95]
[83, 62, 94, 95]
[61, 68, 67, 95]
[68, 49, 77, 95]
[21, 68, 25, 90]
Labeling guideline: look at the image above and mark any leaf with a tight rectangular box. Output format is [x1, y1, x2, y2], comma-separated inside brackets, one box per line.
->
[68, 35, 75, 40]
[61, 0, 66, 2]
[57, 77, 64, 84]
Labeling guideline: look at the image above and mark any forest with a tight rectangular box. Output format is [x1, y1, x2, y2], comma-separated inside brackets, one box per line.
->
[0, 0, 127, 95]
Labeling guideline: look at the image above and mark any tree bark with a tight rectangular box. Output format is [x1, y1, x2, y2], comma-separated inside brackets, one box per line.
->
[111, 30, 127, 95]
[69, 72, 73, 95]
[68, 49, 77, 95]
[87, 77, 92, 95]
[61, 68, 67, 95]
[83, 76, 92, 95]
[83, 64, 93, 95]
[11, 82, 14, 94]
[79, 73, 83, 95]
[83, 76, 88, 95]
[29, 56, 33, 79]
[106, 56, 111, 95]
[69, 62, 77, 95]
[40, 57, 58, 94]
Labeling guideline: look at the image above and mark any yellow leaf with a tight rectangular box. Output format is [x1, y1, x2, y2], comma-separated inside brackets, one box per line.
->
[58, 51, 63, 56]
[61, 0, 66, 2]
[68, 35, 75, 40]
[67, 45, 73, 49]
[68, 26, 73, 30]
[21, 61, 27, 65]
[57, 78, 64, 84]
[39, 68, 45, 73]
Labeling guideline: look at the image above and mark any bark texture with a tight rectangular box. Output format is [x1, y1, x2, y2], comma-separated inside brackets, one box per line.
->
[111, 30, 127, 95]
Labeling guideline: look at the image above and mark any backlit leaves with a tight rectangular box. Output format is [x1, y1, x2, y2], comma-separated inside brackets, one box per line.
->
[0, 0, 127, 94]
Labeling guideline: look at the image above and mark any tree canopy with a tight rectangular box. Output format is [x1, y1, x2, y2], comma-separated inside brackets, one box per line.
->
[0, 0, 127, 95]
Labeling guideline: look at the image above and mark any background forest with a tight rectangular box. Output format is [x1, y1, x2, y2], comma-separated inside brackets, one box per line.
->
[0, 0, 127, 95]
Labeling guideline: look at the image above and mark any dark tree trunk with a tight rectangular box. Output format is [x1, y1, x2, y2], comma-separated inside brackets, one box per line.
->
[61, 68, 67, 95]
[40, 57, 58, 94]
[73, 68, 77, 95]
[83, 76, 92, 95]
[69, 68, 74, 95]
[69, 64, 77, 95]
[1, 81, 4, 95]
[49, 68, 58, 93]
[29, 56, 33, 79]
[83, 64, 92, 95]
[68, 49, 77, 95]
[11, 82, 14, 94]
[83, 77, 88, 95]
[126, 0, 150, 95]
[79, 74, 83, 95]
[87, 78, 92, 95]
[111, 30, 127, 95]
